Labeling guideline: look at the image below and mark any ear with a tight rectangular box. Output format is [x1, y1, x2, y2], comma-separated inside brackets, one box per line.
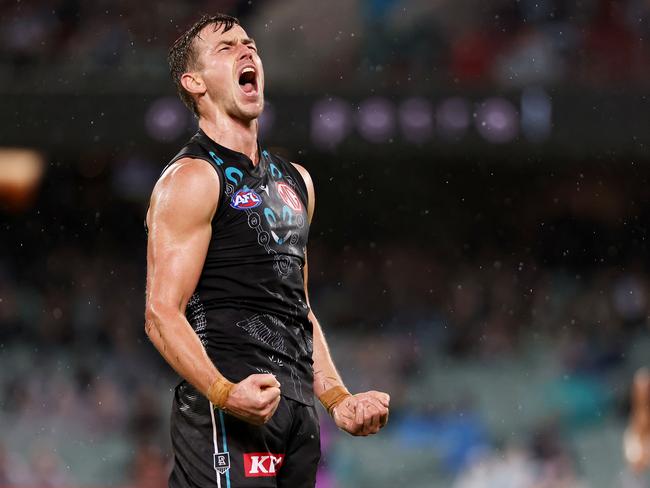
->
[180, 72, 206, 97]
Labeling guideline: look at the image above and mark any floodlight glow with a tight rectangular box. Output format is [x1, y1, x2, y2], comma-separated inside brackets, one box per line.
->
[0, 147, 44, 210]
[399, 97, 433, 143]
[475, 98, 519, 143]
[521, 87, 552, 142]
[145, 97, 189, 142]
[310, 98, 352, 150]
[357, 97, 395, 143]
[436, 97, 470, 140]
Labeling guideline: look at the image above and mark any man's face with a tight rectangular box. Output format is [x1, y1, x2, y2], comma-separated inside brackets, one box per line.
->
[192, 23, 264, 121]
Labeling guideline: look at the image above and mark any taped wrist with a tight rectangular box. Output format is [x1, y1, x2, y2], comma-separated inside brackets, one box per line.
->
[319, 385, 351, 416]
[207, 373, 235, 409]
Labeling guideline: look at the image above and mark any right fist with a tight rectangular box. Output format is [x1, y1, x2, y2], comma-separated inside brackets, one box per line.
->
[224, 374, 281, 425]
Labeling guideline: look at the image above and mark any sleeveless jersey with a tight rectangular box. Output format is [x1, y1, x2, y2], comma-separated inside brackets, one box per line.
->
[162, 129, 313, 405]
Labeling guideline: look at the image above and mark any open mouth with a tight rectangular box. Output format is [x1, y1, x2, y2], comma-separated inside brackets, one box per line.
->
[238, 67, 258, 95]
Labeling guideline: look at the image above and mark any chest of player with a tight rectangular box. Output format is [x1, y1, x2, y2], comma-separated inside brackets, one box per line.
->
[213, 155, 308, 253]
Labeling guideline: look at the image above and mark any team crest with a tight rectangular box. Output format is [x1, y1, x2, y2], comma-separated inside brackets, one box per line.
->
[231, 189, 262, 210]
[276, 183, 302, 212]
[214, 452, 230, 474]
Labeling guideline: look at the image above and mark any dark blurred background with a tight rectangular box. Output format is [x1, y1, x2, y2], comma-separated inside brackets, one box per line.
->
[2, 0, 650, 486]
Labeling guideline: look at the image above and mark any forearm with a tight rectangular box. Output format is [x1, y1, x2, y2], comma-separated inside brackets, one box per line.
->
[310, 310, 346, 398]
[145, 303, 226, 398]
[310, 310, 389, 435]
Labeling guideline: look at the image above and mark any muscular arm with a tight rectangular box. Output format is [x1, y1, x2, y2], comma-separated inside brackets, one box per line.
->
[292, 165, 344, 397]
[303, 260, 351, 400]
[293, 163, 390, 436]
[145, 158, 280, 424]
[145, 158, 221, 395]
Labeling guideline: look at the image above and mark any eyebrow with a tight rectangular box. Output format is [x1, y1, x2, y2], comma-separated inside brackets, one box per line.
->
[215, 37, 256, 48]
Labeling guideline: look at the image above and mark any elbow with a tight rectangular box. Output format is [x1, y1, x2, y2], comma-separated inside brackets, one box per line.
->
[144, 307, 158, 339]
[144, 317, 156, 339]
[144, 300, 171, 337]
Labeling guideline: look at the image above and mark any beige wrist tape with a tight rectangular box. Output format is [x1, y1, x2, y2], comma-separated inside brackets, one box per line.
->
[319, 385, 351, 416]
[207, 373, 235, 409]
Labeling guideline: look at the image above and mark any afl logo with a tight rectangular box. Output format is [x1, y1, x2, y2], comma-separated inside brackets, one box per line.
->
[277, 183, 302, 212]
[231, 189, 262, 210]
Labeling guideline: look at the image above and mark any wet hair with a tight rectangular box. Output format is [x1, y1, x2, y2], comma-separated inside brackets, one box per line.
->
[168, 14, 240, 116]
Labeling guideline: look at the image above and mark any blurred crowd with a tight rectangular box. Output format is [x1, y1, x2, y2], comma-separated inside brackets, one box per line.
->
[1, 0, 650, 92]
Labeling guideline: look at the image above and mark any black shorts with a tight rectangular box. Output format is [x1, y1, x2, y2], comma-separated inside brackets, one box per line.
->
[169, 382, 321, 488]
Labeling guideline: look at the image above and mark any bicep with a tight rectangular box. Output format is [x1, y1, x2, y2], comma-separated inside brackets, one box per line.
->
[146, 210, 211, 311]
[146, 159, 219, 312]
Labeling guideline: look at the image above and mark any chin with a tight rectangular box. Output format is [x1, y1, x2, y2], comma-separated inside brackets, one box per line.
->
[238, 100, 264, 122]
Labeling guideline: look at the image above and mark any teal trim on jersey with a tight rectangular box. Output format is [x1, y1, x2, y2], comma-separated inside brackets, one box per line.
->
[225, 166, 244, 186]
[218, 410, 231, 488]
[209, 151, 224, 166]
[269, 162, 282, 179]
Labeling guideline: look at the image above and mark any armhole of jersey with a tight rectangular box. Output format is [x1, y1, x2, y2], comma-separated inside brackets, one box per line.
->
[279, 157, 310, 208]
[163, 154, 226, 222]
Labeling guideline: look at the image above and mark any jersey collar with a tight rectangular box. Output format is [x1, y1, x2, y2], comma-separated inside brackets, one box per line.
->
[196, 129, 264, 172]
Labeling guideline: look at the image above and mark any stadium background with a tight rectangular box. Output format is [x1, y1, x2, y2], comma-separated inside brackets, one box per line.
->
[2, 0, 650, 486]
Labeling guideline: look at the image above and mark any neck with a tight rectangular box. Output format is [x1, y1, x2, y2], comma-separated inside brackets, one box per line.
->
[199, 113, 259, 165]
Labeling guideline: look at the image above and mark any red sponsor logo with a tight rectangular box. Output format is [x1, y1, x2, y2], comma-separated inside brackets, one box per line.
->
[243, 453, 284, 477]
[277, 183, 302, 212]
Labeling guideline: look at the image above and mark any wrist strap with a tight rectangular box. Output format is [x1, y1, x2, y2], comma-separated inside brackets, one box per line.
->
[207, 373, 235, 409]
[319, 385, 351, 416]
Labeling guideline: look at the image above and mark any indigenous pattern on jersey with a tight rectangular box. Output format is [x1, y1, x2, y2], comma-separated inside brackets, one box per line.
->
[164, 129, 313, 405]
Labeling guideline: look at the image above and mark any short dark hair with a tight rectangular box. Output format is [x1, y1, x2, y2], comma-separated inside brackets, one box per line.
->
[168, 14, 240, 116]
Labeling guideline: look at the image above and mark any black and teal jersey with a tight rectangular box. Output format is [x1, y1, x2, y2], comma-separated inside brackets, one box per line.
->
[160, 129, 313, 405]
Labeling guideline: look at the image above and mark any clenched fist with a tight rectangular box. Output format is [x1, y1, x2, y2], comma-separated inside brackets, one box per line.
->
[332, 390, 390, 436]
[223, 374, 281, 425]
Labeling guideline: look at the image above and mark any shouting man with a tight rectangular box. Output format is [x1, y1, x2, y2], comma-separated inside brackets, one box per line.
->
[145, 13, 390, 488]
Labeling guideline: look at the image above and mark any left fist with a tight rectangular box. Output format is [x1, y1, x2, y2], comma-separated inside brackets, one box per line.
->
[332, 390, 390, 436]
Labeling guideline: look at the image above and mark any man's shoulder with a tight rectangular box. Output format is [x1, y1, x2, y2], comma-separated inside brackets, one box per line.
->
[158, 157, 219, 190]
[148, 157, 220, 225]
[286, 162, 313, 192]
[262, 150, 310, 180]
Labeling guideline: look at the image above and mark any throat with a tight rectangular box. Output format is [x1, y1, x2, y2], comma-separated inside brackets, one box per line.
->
[199, 118, 260, 165]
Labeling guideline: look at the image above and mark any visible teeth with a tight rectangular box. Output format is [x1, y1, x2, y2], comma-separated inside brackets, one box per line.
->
[242, 67, 255, 74]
